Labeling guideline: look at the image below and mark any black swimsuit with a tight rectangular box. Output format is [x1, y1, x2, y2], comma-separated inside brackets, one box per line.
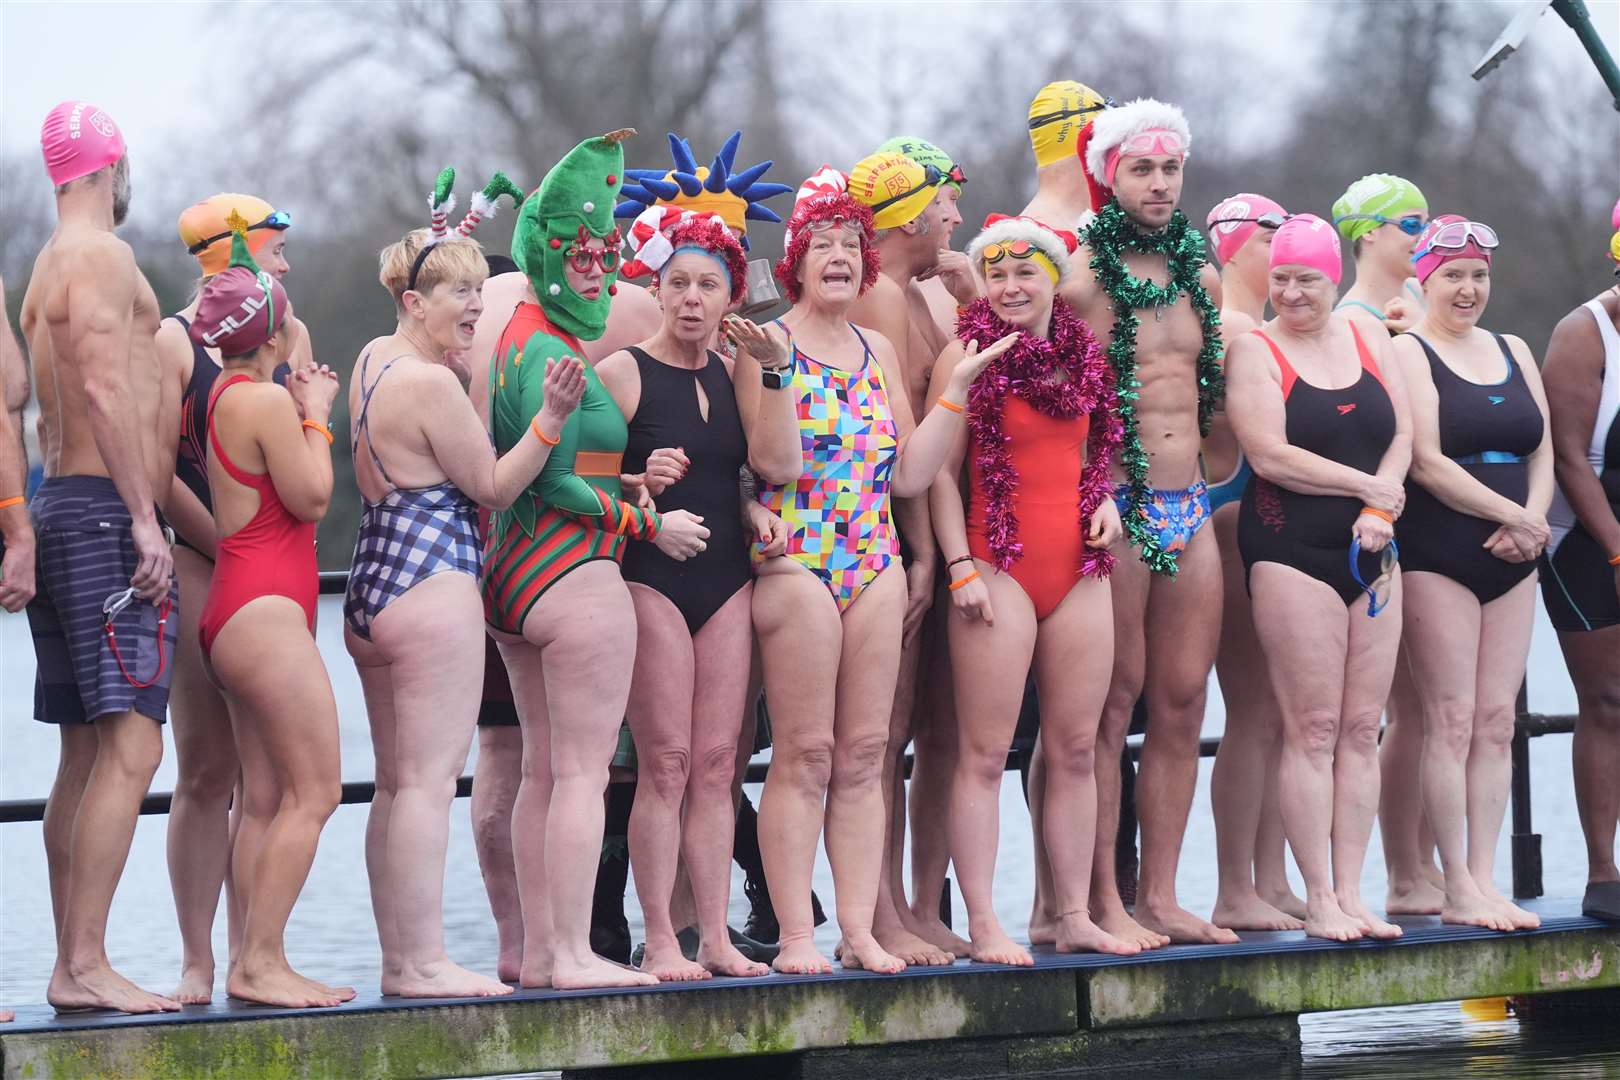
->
[621, 347, 750, 634]
[1399, 333, 1542, 604]
[1239, 322, 1397, 605]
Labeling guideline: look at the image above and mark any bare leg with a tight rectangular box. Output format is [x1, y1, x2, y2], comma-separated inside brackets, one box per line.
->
[947, 565, 1039, 966]
[1380, 654, 1445, 914]
[217, 601, 348, 1008]
[371, 575, 512, 997]
[1134, 528, 1237, 944]
[1562, 625, 1620, 891]
[1026, 732, 1058, 945]
[826, 566, 907, 975]
[349, 630, 400, 987]
[46, 712, 180, 1014]
[907, 603, 970, 955]
[755, 567, 844, 975]
[43, 726, 97, 944]
[513, 562, 658, 991]
[1464, 576, 1540, 929]
[624, 583, 710, 982]
[471, 724, 524, 982]
[1251, 564, 1365, 942]
[1330, 577, 1404, 941]
[166, 545, 238, 1003]
[1090, 553, 1166, 948]
[1210, 508, 1303, 931]
[869, 583, 952, 968]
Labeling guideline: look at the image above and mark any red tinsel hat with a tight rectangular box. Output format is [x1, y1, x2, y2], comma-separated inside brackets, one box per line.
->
[774, 166, 880, 304]
[621, 205, 747, 304]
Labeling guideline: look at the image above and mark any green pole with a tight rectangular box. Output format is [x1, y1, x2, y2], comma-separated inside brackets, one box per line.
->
[1553, 0, 1620, 110]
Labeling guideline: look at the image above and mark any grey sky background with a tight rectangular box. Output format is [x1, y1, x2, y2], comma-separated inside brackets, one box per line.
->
[4, 0, 1616, 168]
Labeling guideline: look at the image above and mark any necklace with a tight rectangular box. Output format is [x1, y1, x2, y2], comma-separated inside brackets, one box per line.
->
[1085, 199, 1225, 576]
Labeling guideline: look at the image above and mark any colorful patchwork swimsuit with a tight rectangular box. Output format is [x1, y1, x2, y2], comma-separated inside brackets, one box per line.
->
[753, 321, 898, 611]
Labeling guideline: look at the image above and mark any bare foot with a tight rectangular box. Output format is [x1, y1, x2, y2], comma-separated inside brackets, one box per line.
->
[874, 925, 954, 967]
[1386, 878, 1445, 916]
[1423, 861, 1446, 891]
[838, 933, 906, 975]
[0, 1010, 11, 1022]
[1055, 911, 1141, 956]
[1027, 900, 1056, 946]
[908, 910, 972, 957]
[637, 941, 711, 983]
[1479, 887, 1541, 930]
[772, 938, 833, 975]
[966, 919, 1034, 967]
[1303, 897, 1365, 942]
[1211, 893, 1305, 932]
[1339, 895, 1402, 940]
[49, 964, 182, 1014]
[553, 953, 658, 990]
[1095, 906, 1170, 950]
[226, 964, 345, 1008]
[296, 974, 357, 1003]
[1441, 889, 1516, 933]
[696, 940, 769, 978]
[1136, 901, 1241, 945]
[496, 950, 521, 983]
[393, 960, 514, 998]
[1259, 885, 1310, 921]
[169, 964, 214, 1005]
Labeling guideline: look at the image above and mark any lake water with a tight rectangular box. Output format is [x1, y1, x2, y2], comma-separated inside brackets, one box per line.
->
[3, 598, 1615, 1077]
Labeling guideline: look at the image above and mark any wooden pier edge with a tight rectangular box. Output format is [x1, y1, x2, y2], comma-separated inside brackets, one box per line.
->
[2, 913, 1616, 1079]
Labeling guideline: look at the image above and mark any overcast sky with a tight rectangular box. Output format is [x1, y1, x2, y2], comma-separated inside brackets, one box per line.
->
[4, 0, 1617, 170]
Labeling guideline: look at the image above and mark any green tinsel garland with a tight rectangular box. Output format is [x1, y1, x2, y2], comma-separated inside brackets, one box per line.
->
[1085, 199, 1225, 576]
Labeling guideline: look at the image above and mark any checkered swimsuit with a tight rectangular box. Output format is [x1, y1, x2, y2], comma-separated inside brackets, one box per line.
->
[343, 354, 482, 641]
[754, 323, 898, 611]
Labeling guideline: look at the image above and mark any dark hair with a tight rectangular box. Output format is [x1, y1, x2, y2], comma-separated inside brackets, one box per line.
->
[485, 254, 520, 277]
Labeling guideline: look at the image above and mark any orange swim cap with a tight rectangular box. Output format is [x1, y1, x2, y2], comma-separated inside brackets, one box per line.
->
[178, 194, 287, 276]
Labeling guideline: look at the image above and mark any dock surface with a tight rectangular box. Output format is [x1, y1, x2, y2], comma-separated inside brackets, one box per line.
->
[3, 898, 1615, 1079]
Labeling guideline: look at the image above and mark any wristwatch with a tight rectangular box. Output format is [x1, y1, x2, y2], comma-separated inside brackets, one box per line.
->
[761, 354, 795, 390]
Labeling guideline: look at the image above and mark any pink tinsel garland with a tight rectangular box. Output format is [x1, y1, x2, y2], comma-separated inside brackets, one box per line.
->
[957, 296, 1123, 579]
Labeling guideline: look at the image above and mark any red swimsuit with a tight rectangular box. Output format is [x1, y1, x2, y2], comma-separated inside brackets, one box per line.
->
[966, 395, 1092, 621]
[197, 374, 318, 659]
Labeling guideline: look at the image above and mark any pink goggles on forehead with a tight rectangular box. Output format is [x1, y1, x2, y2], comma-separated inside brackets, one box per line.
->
[1104, 128, 1187, 186]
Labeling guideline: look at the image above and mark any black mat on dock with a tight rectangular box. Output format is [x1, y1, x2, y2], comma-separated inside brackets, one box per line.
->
[4, 896, 1606, 1034]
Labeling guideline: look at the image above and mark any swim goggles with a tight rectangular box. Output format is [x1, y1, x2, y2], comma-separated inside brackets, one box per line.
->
[1332, 212, 1427, 236]
[981, 238, 1042, 264]
[1348, 536, 1400, 617]
[102, 586, 173, 689]
[186, 209, 292, 255]
[1229, 212, 1289, 229]
[1027, 97, 1116, 130]
[1410, 220, 1499, 264]
[867, 164, 945, 217]
[566, 225, 623, 273]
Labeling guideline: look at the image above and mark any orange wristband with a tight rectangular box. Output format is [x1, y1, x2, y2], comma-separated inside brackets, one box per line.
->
[936, 398, 964, 414]
[532, 416, 560, 446]
[1360, 506, 1393, 524]
[0, 495, 22, 511]
[302, 420, 334, 445]
[1608, 552, 1620, 567]
[948, 570, 980, 591]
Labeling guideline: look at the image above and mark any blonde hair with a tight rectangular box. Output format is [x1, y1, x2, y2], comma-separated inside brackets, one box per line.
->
[378, 229, 489, 305]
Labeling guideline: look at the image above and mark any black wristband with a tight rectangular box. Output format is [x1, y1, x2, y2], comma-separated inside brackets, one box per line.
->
[946, 554, 975, 568]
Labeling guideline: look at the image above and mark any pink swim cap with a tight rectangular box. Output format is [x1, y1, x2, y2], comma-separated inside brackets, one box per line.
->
[1411, 213, 1495, 284]
[41, 101, 126, 187]
[1205, 193, 1286, 265]
[1269, 214, 1342, 285]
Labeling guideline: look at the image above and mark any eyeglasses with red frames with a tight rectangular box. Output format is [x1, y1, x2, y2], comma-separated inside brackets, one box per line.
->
[566, 225, 622, 273]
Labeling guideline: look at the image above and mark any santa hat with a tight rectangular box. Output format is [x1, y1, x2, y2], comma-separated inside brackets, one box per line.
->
[773, 166, 880, 303]
[1085, 98, 1191, 193]
[621, 204, 746, 303]
[965, 213, 1078, 285]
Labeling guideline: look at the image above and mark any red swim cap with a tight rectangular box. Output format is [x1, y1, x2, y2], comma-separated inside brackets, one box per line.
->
[190, 266, 290, 358]
[41, 101, 126, 186]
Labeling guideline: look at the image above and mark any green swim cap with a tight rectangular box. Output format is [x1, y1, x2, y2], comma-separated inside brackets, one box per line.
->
[877, 136, 963, 191]
[1331, 173, 1427, 241]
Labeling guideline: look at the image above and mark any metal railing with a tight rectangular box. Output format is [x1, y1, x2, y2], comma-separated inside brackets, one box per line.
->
[0, 570, 1578, 899]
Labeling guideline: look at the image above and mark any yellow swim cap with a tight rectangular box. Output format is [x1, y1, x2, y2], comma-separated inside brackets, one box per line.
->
[847, 152, 940, 231]
[178, 194, 286, 276]
[1028, 80, 1109, 167]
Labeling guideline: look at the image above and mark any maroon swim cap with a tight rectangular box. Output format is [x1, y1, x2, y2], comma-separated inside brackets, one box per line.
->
[190, 266, 290, 357]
